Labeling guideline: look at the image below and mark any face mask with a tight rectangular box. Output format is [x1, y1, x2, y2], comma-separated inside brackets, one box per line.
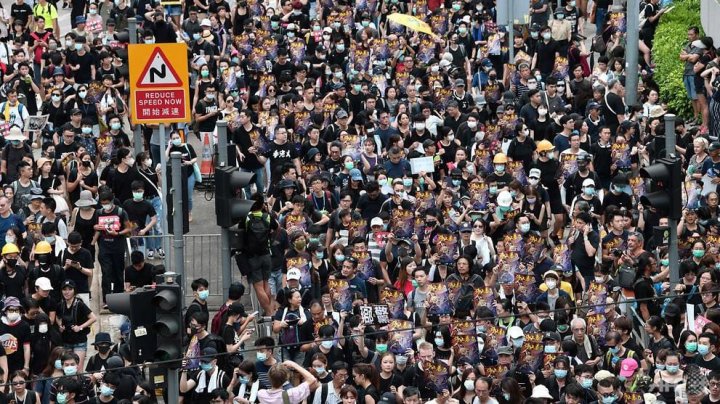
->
[335, 254, 345, 262]
[313, 366, 326, 375]
[321, 340, 334, 349]
[581, 378, 593, 389]
[239, 376, 250, 384]
[172, 138, 182, 146]
[294, 240, 306, 250]
[198, 290, 209, 301]
[353, 84, 361, 92]
[57, 393, 68, 404]
[78, 91, 87, 99]
[256, 352, 268, 362]
[98, 345, 111, 354]
[63, 366, 78, 376]
[452, 179, 461, 187]
[100, 385, 115, 397]
[79, 127, 92, 135]
[435, 338, 444, 347]
[206, 93, 215, 100]
[512, 338, 525, 348]
[666, 365, 679, 374]
[520, 223, 530, 233]
[344, 162, 354, 170]
[594, 275, 606, 283]
[661, 259, 669, 266]
[45, 236, 56, 244]
[378, 179, 388, 186]
[411, 279, 418, 288]
[584, 187, 595, 196]
[526, 197, 537, 204]
[74, 43, 83, 51]
[546, 280, 557, 290]
[145, 38, 155, 44]
[315, 251, 324, 260]
[334, 71, 343, 79]
[396, 355, 408, 366]
[535, 74, 543, 82]
[110, 122, 122, 131]
[5, 257, 16, 268]
[609, 346, 620, 355]
[415, 123, 426, 131]
[556, 13, 565, 19]
[463, 379, 475, 391]
[52, 95, 62, 102]
[495, 165, 505, 173]
[693, 249, 705, 258]
[336, 44, 345, 52]
[200, 362, 213, 372]
[459, 27, 467, 35]
[542, 32, 551, 40]
[530, 31, 539, 39]
[489, 186, 498, 195]
[570, 0, 576, 6]
[125, 157, 135, 166]
[447, 134, 455, 142]
[554, 369, 567, 378]
[698, 344, 711, 355]
[686, 342, 698, 352]
[65, 39, 74, 48]
[38, 323, 49, 334]
[602, 395, 616, 404]
[6, 312, 19, 322]
[375, 343, 387, 353]
[503, 393, 511, 401]
[544, 345, 557, 354]
[132, 191, 144, 201]
[403, 178, 413, 187]
[287, 31, 295, 38]
[55, 359, 63, 370]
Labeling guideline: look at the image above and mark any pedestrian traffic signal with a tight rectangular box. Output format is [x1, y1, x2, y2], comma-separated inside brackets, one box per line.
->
[639, 156, 682, 220]
[106, 288, 157, 363]
[214, 166, 256, 228]
[152, 283, 183, 365]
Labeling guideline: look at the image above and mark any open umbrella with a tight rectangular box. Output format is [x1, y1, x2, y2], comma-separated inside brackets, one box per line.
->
[387, 13, 438, 38]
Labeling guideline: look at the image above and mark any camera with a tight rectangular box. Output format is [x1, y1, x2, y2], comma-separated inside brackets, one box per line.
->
[611, 249, 622, 257]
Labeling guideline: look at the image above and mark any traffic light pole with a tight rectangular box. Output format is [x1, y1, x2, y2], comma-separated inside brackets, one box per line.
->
[217, 121, 232, 298]
[160, 124, 170, 268]
[664, 114, 679, 284]
[128, 18, 143, 158]
[170, 152, 185, 278]
[626, 0, 639, 106]
[167, 368, 180, 404]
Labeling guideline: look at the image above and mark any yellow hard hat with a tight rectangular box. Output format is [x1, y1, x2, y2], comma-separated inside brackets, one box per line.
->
[1, 243, 19, 255]
[493, 153, 508, 164]
[536, 140, 555, 153]
[35, 241, 52, 254]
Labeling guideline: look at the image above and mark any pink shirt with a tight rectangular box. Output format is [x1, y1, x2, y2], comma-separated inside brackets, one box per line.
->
[256, 382, 311, 404]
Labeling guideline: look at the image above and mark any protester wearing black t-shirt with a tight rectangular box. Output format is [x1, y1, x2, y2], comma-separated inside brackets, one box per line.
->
[0, 297, 30, 373]
[59, 232, 93, 296]
[123, 251, 155, 292]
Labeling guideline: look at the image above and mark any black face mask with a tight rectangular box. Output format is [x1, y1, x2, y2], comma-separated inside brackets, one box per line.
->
[426, 220, 437, 227]
[5, 259, 17, 268]
[82, 160, 91, 167]
[97, 345, 111, 354]
[37, 255, 49, 265]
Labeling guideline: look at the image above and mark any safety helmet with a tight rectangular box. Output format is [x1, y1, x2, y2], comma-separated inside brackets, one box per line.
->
[35, 241, 53, 254]
[536, 140, 555, 153]
[1, 243, 19, 256]
[493, 153, 508, 164]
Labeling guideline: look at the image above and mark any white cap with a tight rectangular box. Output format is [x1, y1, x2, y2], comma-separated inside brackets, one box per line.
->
[582, 178, 596, 187]
[529, 168, 541, 178]
[508, 325, 524, 340]
[370, 217, 384, 227]
[35, 277, 53, 291]
[6, 127, 23, 141]
[531, 385, 554, 400]
[497, 190, 512, 207]
[287, 268, 301, 280]
[200, 18, 211, 26]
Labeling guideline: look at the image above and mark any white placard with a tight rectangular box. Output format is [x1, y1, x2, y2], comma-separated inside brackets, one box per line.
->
[410, 157, 435, 174]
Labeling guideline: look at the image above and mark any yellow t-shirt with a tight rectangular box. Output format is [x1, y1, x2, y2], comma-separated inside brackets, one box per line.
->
[33, 2, 58, 23]
[538, 280, 576, 301]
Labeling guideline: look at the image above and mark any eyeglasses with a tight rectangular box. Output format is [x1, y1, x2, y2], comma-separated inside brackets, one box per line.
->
[473, 224, 483, 228]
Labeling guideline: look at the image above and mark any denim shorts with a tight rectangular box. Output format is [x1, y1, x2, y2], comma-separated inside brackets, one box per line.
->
[166, 5, 182, 16]
[65, 341, 88, 351]
[684, 75, 698, 100]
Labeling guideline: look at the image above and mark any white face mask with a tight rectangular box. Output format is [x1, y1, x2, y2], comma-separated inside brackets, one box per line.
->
[467, 120, 477, 129]
[38, 323, 49, 333]
[144, 159, 152, 167]
[6, 312, 19, 322]
[464, 379, 475, 391]
[546, 280, 557, 290]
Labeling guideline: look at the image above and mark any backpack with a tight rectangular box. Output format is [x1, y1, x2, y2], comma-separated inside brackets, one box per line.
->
[244, 212, 270, 256]
[638, 2, 650, 29]
[617, 265, 638, 289]
[591, 33, 607, 54]
[210, 303, 230, 335]
[206, 333, 229, 371]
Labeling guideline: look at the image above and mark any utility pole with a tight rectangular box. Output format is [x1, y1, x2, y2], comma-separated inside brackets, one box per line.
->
[625, 0, 639, 106]
[507, 0, 514, 63]
[217, 121, 232, 298]
[664, 114, 679, 284]
[128, 18, 143, 157]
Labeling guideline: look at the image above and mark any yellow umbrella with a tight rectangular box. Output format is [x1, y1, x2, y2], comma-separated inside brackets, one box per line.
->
[387, 13, 438, 38]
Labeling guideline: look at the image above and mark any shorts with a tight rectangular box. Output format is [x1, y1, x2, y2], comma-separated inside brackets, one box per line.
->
[548, 188, 565, 214]
[247, 254, 271, 284]
[684, 75, 698, 100]
[166, 5, 182, 16]
[65, 341, 88, 351]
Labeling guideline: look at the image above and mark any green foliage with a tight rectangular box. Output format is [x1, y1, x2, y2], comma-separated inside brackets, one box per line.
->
[653, 0, 703, 118]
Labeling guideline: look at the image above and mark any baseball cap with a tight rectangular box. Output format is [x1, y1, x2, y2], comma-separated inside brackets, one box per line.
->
[350, 168, 363, 181]
[529, 168, 541, 179]
[287, 268, 301, 280]
[595, 370, 614, 381]
[497, 346, 514, 355]
[455, 78, 465, 87]
[377, 393, 396, 404]
[508, 326, 524, 340]
[542, 331, 561, 342]
[710, 142, 720, 152]
[459, 222, 472, 233]
[62, 279, 76, 289]
[582, 178, 595, 187]
[35, 277, 53, 291]
[200, 18, 211, 26]
[619, 358, 639, 378]
[371, 217, 384, 227]
[588, 102, 601, 110]
[336, 109, 349, 119]
[499, 272, 514, 284]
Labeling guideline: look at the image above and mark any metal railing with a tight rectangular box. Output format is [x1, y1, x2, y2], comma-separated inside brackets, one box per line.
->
[125, 234, 245, 303]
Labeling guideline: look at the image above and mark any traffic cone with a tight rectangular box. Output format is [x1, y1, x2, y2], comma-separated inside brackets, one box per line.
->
[200, 132, 214, 177]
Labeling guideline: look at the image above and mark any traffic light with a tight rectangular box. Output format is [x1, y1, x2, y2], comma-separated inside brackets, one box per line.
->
[639, 156, 682, 220]
[153, 282, 183, 365]
[106, 288, 156, 363]
[214, 166, 256, 228]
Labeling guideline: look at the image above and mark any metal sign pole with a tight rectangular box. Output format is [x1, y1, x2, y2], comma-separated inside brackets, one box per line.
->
[216, 121, 232, 297]
[170, 152, 185, 278]
[159, 123, 170, 268]
[664, 114, 679, 284]
[625, 0, 639, 106]
[128, 18, 143, 157]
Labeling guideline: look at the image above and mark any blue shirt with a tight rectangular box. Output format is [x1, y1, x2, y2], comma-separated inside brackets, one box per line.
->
[383, 159, 411, 179]
[0, 214, 25, 250]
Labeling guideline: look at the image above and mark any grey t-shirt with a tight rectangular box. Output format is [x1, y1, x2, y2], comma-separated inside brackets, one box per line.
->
[684, 44, 703, 76]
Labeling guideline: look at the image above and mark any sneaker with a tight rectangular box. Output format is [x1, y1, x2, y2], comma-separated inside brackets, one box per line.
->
[147, 250, 155, 259]
[157, 249, 166, 259]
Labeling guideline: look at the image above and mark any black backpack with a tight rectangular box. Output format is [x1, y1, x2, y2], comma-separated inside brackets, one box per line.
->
[244, 213, 270, 256]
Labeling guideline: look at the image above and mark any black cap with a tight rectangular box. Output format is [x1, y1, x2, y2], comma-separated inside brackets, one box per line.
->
[62, 279, 76, 289]
[543, 331, 561, 341]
